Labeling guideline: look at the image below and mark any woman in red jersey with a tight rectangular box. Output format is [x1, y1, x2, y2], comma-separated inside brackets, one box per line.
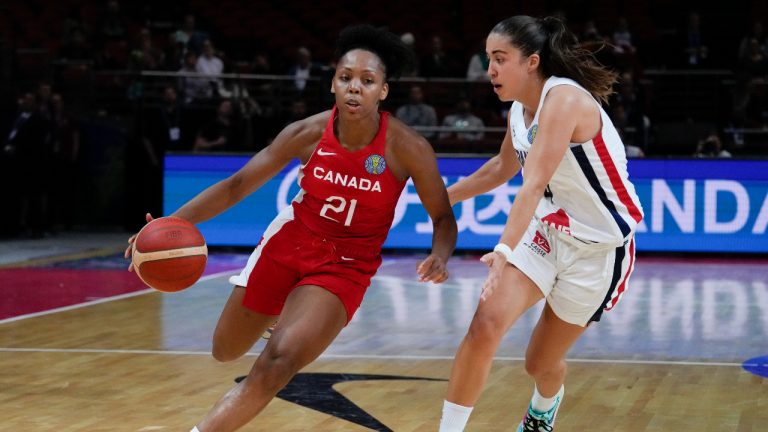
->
[126, 24, 456, 432]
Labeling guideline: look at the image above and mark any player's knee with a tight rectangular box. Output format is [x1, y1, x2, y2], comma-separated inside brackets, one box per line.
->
[211, 341, 246, 362]
[524, 356, 566, 379]
[256, 348, 302, 390]
[466, 314, 506, 348]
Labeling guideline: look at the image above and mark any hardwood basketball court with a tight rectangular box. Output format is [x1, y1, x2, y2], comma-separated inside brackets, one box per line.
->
[1, 235, 766, 431]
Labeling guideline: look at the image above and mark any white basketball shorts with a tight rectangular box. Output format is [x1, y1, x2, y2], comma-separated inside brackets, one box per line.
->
[508, 218, 636, 327]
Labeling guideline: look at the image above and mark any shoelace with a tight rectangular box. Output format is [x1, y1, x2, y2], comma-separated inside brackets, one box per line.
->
[522, 412, 554, 432]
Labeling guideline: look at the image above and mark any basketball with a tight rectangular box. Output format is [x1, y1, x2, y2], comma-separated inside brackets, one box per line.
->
[131, 216, 208, 292]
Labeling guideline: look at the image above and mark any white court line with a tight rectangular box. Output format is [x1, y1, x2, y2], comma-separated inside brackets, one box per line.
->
[0, 347, 754, 368]
[0, 270, 238, 325]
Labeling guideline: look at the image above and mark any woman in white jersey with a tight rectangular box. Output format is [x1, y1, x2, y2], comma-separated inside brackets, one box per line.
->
[439, 15, 643, 432]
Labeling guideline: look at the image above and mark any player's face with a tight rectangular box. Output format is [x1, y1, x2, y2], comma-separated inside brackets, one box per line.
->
[332, 49, 389, 117]
[485, 33, 540, 102]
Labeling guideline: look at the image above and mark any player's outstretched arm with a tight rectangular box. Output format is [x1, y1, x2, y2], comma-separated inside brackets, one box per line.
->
[391, 124, 457, 284]
[172, 114, 325, 224]
[446, 111, 520, 205]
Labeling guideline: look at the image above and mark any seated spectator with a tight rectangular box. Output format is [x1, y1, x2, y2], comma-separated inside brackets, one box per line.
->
[580, 20, 615, 67]
[737, 21, 767, 64]
[162, 34, 186, 71]
[251, 53, 274, 75]
[694, 132, 732, 158]
[611, 104, 645, 158]
[3, 93, 51, 237]
[281, 99, 308, 128]
[612, 17, 636, 55]
[466, 39, 490, 81]
[59, 27, 93, 61]
[130, 28, 164, 71]
[144, 86, 188, 153]
[400, 32, 420, 76]
[682, 12, 709, 67]
[421, 35, 453, 77]
[195, 39, 224, 98]
[611, 17, 637, 71]
[178, 51, 208, 104]
[395, 85, 438, 140]
[610, 71, 650, 150]
[740, 37, 768, 77]
[101, 0, 128, 42]
[439, 98, 485, 142]
[174, 14, 208, 55]
[287, 46, 322, 93]
[194, 99, 239, 152]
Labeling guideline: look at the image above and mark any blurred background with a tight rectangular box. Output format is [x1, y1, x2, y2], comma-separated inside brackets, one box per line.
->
[0, 0, 766, 238]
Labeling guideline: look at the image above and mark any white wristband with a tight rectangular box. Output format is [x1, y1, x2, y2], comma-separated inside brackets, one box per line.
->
[493, 243, 514, 263]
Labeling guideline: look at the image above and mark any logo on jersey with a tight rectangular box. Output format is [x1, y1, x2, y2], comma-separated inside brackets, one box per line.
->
[525, 230, 551, 256]
[313, 167, 382, 192]
[364, 154, 386, 175]
[542, 209, 571, 235]
[527, 124, 538, 144]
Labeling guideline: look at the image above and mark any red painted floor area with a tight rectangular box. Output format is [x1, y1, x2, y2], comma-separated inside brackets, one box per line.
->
[0, 268, 149, 319]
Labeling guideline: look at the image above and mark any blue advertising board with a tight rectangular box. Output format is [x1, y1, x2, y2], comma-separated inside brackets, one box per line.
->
[165, 155, 768, 253]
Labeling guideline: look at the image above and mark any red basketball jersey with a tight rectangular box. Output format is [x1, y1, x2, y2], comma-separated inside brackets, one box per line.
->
[292, 106, 406, 251]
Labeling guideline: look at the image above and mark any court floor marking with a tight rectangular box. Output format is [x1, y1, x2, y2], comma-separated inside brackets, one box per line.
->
[0, 270, 238, 325]
[0, 347, 753, 368]
[0, 245, 125, 269]
[0, 260, 445, 326]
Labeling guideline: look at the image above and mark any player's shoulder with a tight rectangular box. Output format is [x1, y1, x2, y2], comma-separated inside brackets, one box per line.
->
[386, 114, 431, 152]
[543, 84, 597, 117]
[283, 110, 332, 143]
[546, 83, 594, 106]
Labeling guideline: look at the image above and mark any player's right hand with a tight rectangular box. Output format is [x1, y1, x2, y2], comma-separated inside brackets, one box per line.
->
[125, 213, 154, 272]
[479, 250, 507, 301]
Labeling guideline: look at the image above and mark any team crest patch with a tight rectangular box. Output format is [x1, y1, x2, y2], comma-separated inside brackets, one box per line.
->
[527, 124, 538, 144]
[364, 154, 386, 175]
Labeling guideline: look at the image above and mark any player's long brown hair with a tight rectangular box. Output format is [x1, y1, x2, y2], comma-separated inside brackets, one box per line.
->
[491, 15, 617, 104]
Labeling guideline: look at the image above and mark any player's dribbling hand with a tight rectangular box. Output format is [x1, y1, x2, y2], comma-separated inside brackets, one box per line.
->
[417, 254, 449, 284]
[479, 251, 506, 301]
[125, 213, 154, 272]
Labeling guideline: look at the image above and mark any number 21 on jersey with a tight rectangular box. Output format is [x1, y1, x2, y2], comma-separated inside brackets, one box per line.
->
[320, 196, 357, 226]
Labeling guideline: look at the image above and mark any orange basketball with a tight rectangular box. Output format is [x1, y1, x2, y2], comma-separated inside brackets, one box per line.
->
[131, 216, 208, 292]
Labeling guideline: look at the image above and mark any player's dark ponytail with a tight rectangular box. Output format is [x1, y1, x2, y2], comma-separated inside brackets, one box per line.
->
[491, 15, 617, 104]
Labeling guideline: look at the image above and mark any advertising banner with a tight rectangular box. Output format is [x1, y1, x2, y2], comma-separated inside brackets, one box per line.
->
[165, 155, 768, 253]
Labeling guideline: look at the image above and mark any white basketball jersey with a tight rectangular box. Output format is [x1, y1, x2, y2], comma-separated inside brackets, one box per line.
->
[509, 76, 644, 247]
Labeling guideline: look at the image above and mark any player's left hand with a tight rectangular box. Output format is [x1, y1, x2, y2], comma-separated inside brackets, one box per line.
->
[417, 254, 449, 284]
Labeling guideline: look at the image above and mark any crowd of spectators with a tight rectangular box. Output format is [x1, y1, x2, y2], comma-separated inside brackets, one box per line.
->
[1, 1, 766, 236]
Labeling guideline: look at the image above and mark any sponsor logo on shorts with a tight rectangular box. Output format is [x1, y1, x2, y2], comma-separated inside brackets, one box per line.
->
[525, 230, 551, 256]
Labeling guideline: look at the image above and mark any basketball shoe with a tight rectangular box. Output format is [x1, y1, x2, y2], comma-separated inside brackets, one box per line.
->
[516, 397, 561, 432]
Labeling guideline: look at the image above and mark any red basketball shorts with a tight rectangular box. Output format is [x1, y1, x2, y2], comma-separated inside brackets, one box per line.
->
[228, 215, 382, 324]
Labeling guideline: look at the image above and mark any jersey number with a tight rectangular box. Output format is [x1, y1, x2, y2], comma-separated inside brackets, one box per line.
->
[320, 196, 358, 226]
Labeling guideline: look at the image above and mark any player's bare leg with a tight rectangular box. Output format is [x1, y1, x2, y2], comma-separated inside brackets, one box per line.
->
[446, 265, 543, 406]
[195, 285, 347, 432]
[210, 286, 278, 362]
